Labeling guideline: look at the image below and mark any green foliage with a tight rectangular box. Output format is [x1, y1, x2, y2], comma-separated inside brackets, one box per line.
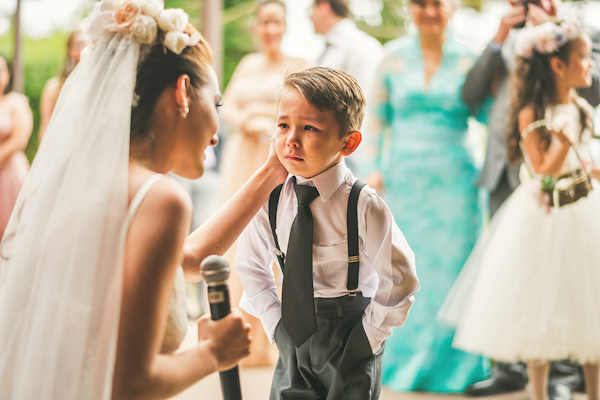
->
[223, 1, 256, 88]
[166, 0, 255, 88]
[357, 0, 407, 44]
[0, 32, 67, 161]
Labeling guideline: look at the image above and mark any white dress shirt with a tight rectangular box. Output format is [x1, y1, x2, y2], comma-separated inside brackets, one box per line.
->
[317, 19, 383, 100]
[236, 161, 419, 353]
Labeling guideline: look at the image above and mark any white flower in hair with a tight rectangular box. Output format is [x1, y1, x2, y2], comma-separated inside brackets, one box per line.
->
[131, 14, 158, 44]
[515, 18, 583, 59]
[164, 31, 190, 54]
[141, 0, 163, 18]
[85, 0, 197, 55]
[157, 8, 188, 33]
[515, 29, 536, 59]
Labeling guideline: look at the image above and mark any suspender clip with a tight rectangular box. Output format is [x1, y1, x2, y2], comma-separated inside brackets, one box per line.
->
[348, 256, 359, 263]
[348, 289, 358, 298]
[276, 249, 285, 258]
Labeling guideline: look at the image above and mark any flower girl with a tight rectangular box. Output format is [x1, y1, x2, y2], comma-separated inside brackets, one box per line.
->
[440, 19, 600, 400]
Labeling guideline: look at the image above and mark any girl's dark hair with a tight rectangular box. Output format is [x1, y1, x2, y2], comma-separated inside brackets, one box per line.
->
[507, 26, 590, 164]
[131, 24, 213, 140]
[0, 54, 13, 94]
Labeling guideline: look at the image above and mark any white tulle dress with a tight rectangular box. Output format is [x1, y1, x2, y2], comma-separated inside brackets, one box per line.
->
[439, 102, 600, 364]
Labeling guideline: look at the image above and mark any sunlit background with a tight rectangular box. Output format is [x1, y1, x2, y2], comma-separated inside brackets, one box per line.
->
[0, 0, 599, 160]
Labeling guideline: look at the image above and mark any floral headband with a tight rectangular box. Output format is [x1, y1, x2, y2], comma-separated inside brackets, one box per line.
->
[515, 19, 583, 59]
[87, 0, 201, 54]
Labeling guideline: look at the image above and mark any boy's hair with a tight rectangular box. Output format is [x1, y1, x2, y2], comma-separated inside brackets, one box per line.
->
[283, 67, 365, 138]
[506, 20, 590, 164]
[314, 0, 350, 18]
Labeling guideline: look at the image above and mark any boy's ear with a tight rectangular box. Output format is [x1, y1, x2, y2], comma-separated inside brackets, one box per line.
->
[340, 131, 362, 156]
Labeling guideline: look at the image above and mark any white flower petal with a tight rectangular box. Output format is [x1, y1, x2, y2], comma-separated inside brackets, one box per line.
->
[164, 31, 189, 54]
[157, 8, 188, 33]
[131, 14, 158, 44]
[141, 0, 164, 18]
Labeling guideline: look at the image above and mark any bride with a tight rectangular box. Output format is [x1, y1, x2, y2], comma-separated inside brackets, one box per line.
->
[0, 1, 287, 398]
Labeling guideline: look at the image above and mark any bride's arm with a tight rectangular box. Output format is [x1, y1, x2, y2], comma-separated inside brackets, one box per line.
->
[182, 135, 287, 281]
[112, 178, 250, 400]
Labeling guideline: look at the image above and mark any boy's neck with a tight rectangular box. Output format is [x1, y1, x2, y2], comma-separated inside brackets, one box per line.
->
[294, 159, 344, 181]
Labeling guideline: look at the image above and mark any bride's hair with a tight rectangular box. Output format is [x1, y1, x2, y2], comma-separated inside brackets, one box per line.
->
[130, 24, 213, 140]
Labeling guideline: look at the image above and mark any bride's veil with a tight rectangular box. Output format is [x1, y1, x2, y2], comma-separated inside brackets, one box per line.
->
[0, 9, 138, 399]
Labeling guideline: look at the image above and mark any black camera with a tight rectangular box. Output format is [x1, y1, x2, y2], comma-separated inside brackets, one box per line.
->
[514, 0, 537, 29]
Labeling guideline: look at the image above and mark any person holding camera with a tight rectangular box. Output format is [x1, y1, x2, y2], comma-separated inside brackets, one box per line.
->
[460, 0, 600, 398]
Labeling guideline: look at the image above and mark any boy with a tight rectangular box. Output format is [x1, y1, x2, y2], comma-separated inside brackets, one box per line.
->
[235, 67, 419, 399]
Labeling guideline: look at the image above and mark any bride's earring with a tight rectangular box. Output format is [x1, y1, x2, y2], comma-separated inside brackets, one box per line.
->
[180, 98, 189, 118]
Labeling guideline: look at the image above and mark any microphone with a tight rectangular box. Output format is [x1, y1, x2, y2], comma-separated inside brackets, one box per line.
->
[200, 255, 242, 400]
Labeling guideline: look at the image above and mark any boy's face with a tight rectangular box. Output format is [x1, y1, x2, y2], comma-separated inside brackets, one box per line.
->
[275, 87, 350, 178]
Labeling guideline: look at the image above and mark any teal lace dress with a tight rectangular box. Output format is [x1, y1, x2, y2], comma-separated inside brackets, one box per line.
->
[364, 33, 489, 392]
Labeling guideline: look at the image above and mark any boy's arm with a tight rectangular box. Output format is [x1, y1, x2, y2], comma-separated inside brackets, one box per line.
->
[235, 203, 282, 343]
[360, 190, 419, 353]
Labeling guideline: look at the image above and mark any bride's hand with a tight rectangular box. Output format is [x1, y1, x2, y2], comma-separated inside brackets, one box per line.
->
[265, 131, 288, 185]
[197, 308, 251, 371]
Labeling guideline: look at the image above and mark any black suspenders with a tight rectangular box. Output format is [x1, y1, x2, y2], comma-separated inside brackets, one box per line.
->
[268, 180, 366, 297]
[269, 183, 285, 270]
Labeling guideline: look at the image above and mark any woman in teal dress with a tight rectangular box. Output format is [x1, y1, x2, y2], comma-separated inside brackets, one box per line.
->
[363, 0, 489, 393]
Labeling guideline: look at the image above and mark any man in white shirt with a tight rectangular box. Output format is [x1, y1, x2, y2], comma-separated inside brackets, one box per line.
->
[310, 0, 383, 177]
[236, 67, 418, 400]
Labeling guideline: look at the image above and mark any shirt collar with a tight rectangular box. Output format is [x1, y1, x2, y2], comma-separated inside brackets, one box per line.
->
[284, 159, 348, 203]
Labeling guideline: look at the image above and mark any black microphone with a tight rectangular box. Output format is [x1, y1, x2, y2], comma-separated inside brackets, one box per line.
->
[200, 255, 242, 400]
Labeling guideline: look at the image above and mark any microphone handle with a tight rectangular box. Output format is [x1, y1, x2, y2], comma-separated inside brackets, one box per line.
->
[207, 283, 242, 400]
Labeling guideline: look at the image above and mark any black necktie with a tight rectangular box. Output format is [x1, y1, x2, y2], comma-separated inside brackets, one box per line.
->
[281, 181, 320, 347]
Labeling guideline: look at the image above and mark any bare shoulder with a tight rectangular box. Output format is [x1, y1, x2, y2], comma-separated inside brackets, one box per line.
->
[6, 92, 30, 109]
[236, 53, 262, 72]
[518, 105, 536, 134]
[130, 173, 192, 224]
[43, 76, 61, 90]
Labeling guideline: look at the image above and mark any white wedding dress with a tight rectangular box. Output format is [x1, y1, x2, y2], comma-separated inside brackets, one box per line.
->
[0, 25, 137, 400]
[440, 103, 600, 364]
[124, 174, 188, 355]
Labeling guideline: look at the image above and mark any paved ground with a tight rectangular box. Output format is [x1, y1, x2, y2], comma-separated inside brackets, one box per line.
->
[170, 322, 585, 400]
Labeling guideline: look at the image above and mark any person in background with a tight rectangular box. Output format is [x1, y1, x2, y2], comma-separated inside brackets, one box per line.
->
[460, 0, 600, 397]
[39, 29, 85, 143]
[442, 19, 600, 400]
[0, 54, 33, 240]
[363, 0, 489, 393]
[310, 0, 383, 176]
[219, 0, 308, 367]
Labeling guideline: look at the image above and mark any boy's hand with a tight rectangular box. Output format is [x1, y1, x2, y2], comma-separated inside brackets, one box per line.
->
[197, 308, 251, 371]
